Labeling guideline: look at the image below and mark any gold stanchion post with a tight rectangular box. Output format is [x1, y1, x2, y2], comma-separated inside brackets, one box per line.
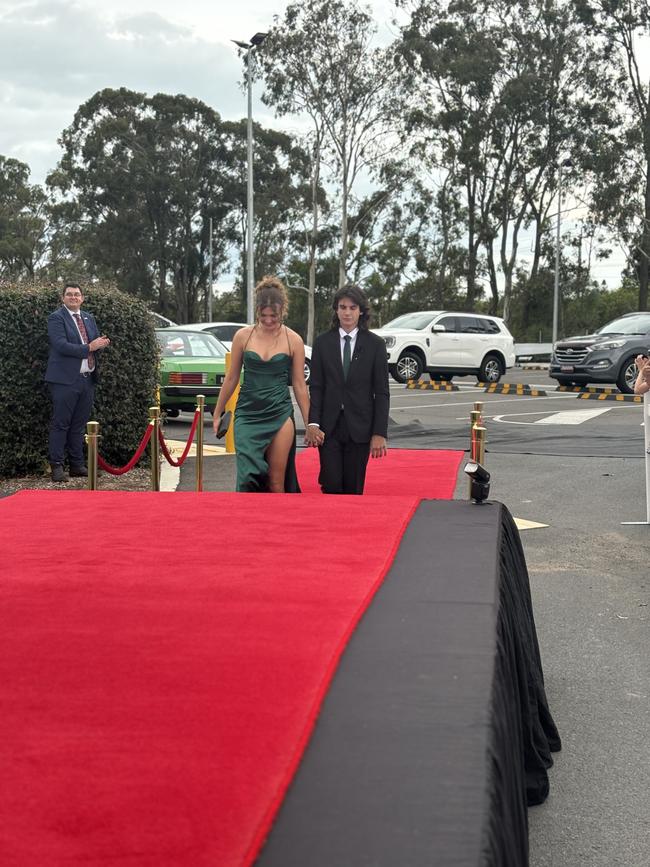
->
[474, 401, 484, 425]
[469, 410, 481, 497]
[195, 395, 205, 492]
[224, 351, 240, 455]
[474, 425, 486, 466]
[85, 421, 99, 491]
[149, 406, 161, 491]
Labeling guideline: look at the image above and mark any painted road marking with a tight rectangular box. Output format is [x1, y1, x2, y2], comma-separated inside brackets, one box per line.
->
[514, 518, 549, 530]
[534, 408, 612, 425]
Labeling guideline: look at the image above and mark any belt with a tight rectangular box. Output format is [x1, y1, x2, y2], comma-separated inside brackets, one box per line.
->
[79, 372, 92, 378]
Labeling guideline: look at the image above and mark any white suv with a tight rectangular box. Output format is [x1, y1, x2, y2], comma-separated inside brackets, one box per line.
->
[373, 311, 516, 383]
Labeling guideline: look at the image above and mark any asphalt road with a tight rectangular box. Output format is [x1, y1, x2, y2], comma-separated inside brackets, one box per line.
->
[164, 370, 650, 867]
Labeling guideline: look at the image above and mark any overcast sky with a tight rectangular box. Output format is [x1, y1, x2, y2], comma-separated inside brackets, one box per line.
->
[0, 0, 637, 289]
[0, 0, 400, 186]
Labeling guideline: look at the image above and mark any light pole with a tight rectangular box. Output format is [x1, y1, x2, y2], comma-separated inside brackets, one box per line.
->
[233, 32, 267, 324]
[208, 216, 213, 321]
[552, 158, 573, 345]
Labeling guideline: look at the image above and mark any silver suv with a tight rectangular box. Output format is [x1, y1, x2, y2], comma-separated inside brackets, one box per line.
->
[372, 311, 516, 384]
[549, 311, 650, 393]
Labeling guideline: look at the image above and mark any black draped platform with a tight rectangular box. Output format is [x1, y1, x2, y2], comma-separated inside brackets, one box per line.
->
[257, 500, 561, 867]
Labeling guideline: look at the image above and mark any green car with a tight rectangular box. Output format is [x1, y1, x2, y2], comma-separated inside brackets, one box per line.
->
[156, 327, 228, 416]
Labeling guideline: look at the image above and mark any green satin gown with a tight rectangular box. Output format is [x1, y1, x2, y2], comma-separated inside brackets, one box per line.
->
[234, 350, 300, 493]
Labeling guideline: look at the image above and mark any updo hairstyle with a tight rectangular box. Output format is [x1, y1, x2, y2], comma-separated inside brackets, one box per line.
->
[255, 275, 288, 319]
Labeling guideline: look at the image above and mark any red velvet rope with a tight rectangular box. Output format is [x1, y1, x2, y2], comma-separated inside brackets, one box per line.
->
[158, 409, 201, 467]
[97, 424, 154, 475]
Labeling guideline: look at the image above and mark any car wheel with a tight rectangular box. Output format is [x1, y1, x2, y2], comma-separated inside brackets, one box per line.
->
[616, 356, 639, 394]
[479, 354, 503, 383]
[304, 358, 311, 385]
[394, 351, 424, 383]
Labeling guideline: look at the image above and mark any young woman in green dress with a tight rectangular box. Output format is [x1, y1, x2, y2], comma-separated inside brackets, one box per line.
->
[212, 276, 319, 492]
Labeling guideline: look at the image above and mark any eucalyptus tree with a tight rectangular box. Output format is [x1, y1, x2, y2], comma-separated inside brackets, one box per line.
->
[0, 156, 47, 280]
[397, 0, 592, 321]
[47, 88, 237, 321]
[222, 120, 323, 328]
[574, 0, 650, 308]
[256, 0, 400, 319]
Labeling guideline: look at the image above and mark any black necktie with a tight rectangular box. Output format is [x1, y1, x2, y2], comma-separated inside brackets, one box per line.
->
[343, 335, 351, 380]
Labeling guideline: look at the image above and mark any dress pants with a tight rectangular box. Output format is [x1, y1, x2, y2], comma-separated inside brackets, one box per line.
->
[48, 374, 95, 466]
[318, 412, 370, 495]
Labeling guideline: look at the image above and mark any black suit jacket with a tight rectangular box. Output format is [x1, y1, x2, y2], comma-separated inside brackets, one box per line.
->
[308, 328, 389, 443]
[44, 307, 101, 385]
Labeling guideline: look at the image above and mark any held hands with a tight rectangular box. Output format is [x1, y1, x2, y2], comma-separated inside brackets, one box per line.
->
[90, 336, 110, 351]
[370, 435, 387, 459]
[304, 426, 324, 447]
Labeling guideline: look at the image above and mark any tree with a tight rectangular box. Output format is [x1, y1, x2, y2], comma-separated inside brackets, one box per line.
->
[47, 88, 237, 321]
[574, 0, 650, 309]
[0, 156, 47, 280]
[257, 0, 399, 316]
[398, 0, 593, 321]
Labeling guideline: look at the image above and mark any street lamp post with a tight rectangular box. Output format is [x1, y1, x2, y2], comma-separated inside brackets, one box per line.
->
[233, 32, 267, 324]
[208, 216, 213, 321]
[552, 158, 573, 346]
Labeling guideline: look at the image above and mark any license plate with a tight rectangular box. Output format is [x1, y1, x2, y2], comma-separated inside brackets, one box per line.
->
[560, 365, 574, 372]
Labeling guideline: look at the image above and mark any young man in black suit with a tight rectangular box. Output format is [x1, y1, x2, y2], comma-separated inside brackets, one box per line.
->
[44, 283, 110, 482]
[306, 284, 389, 494]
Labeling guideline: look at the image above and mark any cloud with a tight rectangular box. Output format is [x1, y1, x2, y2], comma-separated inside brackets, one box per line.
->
[0, 1, 252, 184]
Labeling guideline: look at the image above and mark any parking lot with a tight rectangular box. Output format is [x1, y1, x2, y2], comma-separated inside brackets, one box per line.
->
[164, 368, 650, 867]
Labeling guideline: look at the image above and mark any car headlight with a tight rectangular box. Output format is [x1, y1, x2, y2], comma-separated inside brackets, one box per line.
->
[592, 339, 626, 351]
[383, 336, 395, 348]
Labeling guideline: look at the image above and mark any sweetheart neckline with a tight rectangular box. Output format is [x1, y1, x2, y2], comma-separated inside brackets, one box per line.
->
[244, 350, 290, 362]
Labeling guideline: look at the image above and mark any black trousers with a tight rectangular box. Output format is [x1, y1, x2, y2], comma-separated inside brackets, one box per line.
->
[318, 412, 370, 495]
[48, 375, 95, 466]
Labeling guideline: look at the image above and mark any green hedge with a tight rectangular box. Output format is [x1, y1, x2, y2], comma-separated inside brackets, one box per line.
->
[0, 283, 159, 476]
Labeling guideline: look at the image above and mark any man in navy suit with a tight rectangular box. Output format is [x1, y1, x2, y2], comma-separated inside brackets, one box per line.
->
[45, 283, 110, 482]
[306, 284, 389, 494]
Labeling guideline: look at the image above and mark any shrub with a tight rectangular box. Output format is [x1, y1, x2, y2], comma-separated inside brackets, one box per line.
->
[0, 283, 159, 476]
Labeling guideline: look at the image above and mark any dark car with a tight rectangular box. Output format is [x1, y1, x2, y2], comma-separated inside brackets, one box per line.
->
[549, 312, 650, 393]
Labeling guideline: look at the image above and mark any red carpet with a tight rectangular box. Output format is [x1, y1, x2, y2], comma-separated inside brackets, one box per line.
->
[0, 490, 422, 867]
[296, 447, 464, 497]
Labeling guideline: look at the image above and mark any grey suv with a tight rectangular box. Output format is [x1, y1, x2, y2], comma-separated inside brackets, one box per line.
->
[549, 312, 650, 393]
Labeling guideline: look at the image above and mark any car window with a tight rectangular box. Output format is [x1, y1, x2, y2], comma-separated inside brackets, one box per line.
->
[186, 333, 225, 357]
[478, 318, 501, 334]
[436, 316, 458, 333]
[458, 317, 484, 333]
[157, 331, 225, 358]
[598, 314, 650, 336]
[207, 325, 242, 342]
[383, 312, 439, 330]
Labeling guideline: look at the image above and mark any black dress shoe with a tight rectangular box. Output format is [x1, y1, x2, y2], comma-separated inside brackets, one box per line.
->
[69, 465, 88, 477]
[51, 464, 66, 482]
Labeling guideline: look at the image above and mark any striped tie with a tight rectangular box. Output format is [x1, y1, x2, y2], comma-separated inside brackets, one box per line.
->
[74, 314, 95, 371]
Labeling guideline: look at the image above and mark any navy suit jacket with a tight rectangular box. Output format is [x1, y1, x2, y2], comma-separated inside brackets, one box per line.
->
[45, 307, 101, 385]
[308, 328, 390, 443]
